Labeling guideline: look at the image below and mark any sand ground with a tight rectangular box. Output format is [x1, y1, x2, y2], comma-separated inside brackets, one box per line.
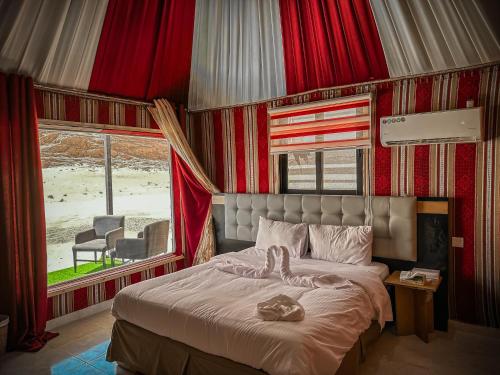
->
[43, 166, 172, 272]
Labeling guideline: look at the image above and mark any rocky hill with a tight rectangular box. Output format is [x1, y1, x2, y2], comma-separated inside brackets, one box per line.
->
[39, 130, 169, 170]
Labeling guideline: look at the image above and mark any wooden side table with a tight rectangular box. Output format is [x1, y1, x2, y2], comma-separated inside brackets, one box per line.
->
[384, 271, 442, 343]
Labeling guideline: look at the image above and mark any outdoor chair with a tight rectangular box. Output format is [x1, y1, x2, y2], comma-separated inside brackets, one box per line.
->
[72, 216, 125, 272]
[110, 220, 169, 266]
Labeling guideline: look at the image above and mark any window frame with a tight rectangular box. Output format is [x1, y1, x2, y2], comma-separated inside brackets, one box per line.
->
[279, 149, 363, 195]
[38, 124, 176, 288]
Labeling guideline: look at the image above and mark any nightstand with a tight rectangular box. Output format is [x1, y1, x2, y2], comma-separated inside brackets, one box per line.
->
[384, 271, 442, 343]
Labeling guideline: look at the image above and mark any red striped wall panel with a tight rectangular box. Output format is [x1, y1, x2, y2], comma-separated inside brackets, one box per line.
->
[48, 261, 178, 320]
[34, 88, 159, 130]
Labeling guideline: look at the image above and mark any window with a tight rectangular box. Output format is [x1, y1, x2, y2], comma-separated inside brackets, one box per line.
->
[270, 94, 370, 195]
[280, 149, 363, 195]
[40, 129, 172, 285]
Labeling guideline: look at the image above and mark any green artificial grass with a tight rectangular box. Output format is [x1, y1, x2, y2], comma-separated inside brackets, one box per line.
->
[48, 257, 122, 286]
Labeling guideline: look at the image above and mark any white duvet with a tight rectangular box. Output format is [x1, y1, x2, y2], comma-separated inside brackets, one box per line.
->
[112, 247, 393, 375]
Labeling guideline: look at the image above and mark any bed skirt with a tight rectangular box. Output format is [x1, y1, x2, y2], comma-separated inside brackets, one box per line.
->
[106, 319, 381, 375]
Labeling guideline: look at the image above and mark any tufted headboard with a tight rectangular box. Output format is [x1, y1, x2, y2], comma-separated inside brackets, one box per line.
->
[224, 194, 417, 261]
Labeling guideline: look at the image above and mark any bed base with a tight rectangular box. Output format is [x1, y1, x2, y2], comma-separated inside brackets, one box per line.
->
[107, 319, 380, 375]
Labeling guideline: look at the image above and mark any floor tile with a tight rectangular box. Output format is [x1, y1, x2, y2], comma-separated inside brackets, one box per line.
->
[75, 340, 110, 363]
[50, 357, 87, 374]
[88, 354, 118, 375]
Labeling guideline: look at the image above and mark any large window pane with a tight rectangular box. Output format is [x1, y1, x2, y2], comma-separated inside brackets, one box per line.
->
[287, 151, 316, 190]
[322, 149, 357, 190]
[40, 130, 106, 275]
[110, 134, 173, 252]
[40, 129, 173, 286]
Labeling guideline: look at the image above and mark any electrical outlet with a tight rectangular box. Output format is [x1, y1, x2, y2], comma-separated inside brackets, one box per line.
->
[452, 237, 464, 248]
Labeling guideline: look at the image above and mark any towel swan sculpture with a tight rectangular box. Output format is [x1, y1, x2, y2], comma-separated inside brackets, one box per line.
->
[215, 245, 353, 289]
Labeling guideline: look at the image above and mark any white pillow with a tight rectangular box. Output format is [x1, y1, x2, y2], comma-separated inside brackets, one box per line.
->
[255, 217, 308, 258]
[309, 224, 373, 266]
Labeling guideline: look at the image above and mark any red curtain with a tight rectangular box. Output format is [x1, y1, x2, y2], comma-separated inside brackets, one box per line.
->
[279, 0, 389, 94]
[0, 73, 56, 351]
[171, 151, 212, 266]
[89, 0, 196, 104]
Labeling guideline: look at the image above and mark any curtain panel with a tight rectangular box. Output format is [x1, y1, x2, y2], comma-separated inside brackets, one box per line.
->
[189, 0, 286, 110]
[0, 73, 56, 351]
[149, 99, 218, 265]
[279, 0, 388, 95]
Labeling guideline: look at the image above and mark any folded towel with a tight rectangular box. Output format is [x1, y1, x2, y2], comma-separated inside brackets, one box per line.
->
[214, 246, 276, 278]
[215, 245, 352, 290]
[256, 294, 305, 321]
[271, 245, 353, 290]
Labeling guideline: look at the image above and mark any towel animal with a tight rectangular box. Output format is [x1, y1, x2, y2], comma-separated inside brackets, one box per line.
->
[215, 245, 353, 290]
[256, 294, 305, 321]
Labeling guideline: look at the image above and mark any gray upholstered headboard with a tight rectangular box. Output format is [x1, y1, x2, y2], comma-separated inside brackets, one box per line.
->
[224, 194, 417, 261]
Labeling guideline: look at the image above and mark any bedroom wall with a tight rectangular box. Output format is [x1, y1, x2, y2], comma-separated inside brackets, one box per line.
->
[187, 64, 500, 327]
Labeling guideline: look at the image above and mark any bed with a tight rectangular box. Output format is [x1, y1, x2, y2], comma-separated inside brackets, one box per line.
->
[107, 194, 417, 375]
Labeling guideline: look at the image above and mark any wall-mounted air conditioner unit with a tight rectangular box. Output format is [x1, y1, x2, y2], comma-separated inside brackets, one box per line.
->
[380, 107, 483, 147]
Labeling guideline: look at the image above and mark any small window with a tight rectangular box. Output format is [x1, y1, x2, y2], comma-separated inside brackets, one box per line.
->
[280, 149, 362, 195]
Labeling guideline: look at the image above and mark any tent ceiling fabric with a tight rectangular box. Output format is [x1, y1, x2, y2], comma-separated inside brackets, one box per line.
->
[369, 0, 500, 77]
[188, 0, 286, 111]
[0, 0, 108, 91]
[89, 0, 196, 103]
[0, 0, 499, 109]
[279, 0, 389, 95]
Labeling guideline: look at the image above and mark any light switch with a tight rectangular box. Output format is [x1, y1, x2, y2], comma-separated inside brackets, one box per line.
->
[452, 237, 464, 248]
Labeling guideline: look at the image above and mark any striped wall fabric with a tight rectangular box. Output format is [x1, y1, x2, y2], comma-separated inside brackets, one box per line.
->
[268, 94, 372, 154]
[34, 88, 159, 131]
[187, 64, 500, 327]
[188, 103, 276, 194]
[1, 0, 499, 109]
[48, 259, 179, 319]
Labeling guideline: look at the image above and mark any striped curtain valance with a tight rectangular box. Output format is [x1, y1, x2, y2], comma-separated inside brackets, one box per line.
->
[268, 94, 372, 154]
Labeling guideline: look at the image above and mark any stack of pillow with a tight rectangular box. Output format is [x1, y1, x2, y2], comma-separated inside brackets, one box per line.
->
[255, 217, 373, 266]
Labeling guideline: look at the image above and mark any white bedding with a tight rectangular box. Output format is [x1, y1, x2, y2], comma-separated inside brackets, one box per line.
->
[300, 253, 389, 280]
[112, 247, 393, 375]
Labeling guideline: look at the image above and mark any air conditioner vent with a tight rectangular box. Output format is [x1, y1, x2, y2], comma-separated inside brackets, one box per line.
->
[381, 107, 483, 147]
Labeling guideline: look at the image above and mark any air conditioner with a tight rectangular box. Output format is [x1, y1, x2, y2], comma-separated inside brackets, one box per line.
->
[380, 107, 483, 147]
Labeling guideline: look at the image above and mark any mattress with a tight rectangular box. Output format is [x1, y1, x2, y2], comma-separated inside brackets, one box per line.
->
[112, 247, 392, 375]
[368, 262, 390, 280]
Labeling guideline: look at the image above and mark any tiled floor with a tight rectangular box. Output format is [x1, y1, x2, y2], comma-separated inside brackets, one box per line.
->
[0, 310, 499, 374]
[360, 322, 500, 374]
[0, 311, 131, 375]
